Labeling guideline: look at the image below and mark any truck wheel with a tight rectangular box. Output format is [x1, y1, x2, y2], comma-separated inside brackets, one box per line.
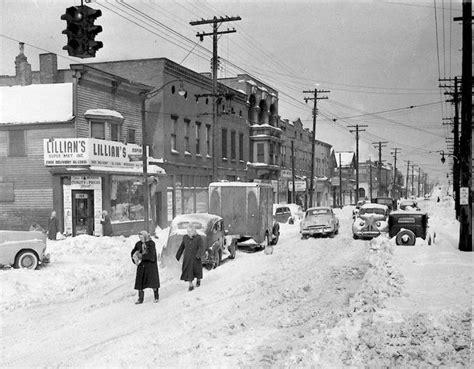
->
[352, 234, 358, 240]
[271, 230, 279, 245]
[229, 240, 237, 259]
[259, 233, 269, 251]
[213, 249, 222, 269]
[396, 229, 416, 246]
[15, 250, 39, 270]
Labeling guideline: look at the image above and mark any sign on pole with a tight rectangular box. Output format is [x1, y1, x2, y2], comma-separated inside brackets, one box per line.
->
[460, 187, 469, 205]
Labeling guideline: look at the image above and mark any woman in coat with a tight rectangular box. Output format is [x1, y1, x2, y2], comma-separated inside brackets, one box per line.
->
[47, 210, 59, 240]
[131, 231, 160, 304]
[176, 223, 204, 291]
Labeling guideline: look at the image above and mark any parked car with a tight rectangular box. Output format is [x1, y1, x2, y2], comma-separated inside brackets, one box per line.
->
[162, 213, 236, 269]
[352, 200, 367, 218]
[287, 203, 305, 221]
[352, 203, 389, 240]
[372, 197, 397, 212]
[0, 230, 50, 269]
[399, 199, 419, 211]
[273, 204, 294, 224]
[300, 207, 339, 239]
[388, 211, 435, 245]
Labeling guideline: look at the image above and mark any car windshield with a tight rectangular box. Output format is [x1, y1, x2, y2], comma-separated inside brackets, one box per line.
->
[376, 199, 393, 206]
[359, 208, 385, 215]
[307, 209, 330, 216]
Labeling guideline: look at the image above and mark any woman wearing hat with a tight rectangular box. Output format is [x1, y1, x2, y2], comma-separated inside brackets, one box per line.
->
[131, 231, 160, 304]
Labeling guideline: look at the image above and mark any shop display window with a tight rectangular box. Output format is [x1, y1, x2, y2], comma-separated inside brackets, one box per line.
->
[110, 176, 145, 222]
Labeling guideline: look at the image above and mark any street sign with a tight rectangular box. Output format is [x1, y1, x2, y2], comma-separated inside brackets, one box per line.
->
[460, 187, 469, 205]
[290, 180, 306, 192]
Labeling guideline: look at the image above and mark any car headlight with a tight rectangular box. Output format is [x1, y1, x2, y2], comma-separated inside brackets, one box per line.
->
[376, 221, 381, 227]
[359, 221, 365, 226]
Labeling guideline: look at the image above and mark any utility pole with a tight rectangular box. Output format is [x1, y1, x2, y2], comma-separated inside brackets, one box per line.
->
[190, 15, 241, 182]
[405, 161, 410, 199]
[348, 124, 367, 203]
[303, 88, 329, 207]
[411, 165, 416, 198]
[418, 167, 422, 198]
[291, 140, 296, 204]
[455, 0, 472, 251]
[372, 141, 387, 196]
[369, 159, 373, 201]
[339, 152, 343, 207]
[391, 148, 401, 199]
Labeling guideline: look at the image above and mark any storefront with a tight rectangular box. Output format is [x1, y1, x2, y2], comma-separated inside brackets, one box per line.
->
[44, 138, 166, 236]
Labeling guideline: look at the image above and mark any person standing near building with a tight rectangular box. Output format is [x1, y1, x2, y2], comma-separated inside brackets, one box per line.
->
[131, 231, 160, 304]
[101, 210, 113, 236]
[47, 210, 59, 240]
[176, 223, 204, 291]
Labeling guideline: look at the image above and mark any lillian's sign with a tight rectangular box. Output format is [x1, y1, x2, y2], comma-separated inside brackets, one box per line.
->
[43, 138, 141, 167]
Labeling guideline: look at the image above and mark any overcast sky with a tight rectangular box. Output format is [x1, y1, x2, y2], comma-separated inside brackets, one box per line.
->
[0, 0, 465, 184]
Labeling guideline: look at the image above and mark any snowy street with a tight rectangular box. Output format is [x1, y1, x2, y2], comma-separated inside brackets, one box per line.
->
[0, 196, 472, 368]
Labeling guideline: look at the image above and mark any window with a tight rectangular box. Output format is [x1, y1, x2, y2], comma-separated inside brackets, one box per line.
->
[8, 130, 25, 157]
[184, 119, 190, 152]
[195, 122, 201, 155]
[91, 121, 105, 139]
[110, 176, 145, 222]
[171, 116, 178, 152]
[221, 128, 227, 160]
[110, 123, 120, 142]
[239, 132, 244, 161]
[127, 128, 136, 144]
[230, 130, 236, 160]
[257, 143, 265, 163]
[0, 182, 14, 202]
[206, 124, 211, 156]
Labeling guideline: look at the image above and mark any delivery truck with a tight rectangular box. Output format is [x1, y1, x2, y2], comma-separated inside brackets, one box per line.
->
[208, 182, 279, 249]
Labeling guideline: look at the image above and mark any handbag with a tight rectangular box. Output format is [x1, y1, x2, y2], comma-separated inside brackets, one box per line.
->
[132, 250, 142, 265]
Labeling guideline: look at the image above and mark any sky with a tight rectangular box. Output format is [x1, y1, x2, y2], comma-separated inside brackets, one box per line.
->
[0, 0, 464, 185]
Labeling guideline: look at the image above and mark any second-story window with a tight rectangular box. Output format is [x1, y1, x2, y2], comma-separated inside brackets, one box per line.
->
[110, 123, 120, 142]
[206, 124, 211, 156]
[230, 130, 236, 160]
[184, 119, 190, 153]
[8, 130, 26, 157]
[239, 132, 244, 161]
[195, 122, 201, 155]
[91, 121, 105, 140]
[171, 116, 178, 152]
[257, 143, 265, 163]
[127, 128, 136, 144]
[221, 128, 228, 160]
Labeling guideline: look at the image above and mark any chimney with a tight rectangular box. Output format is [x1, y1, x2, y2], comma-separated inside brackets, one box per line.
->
[15, 42, 32, 86]
[39, 53, 58, 84]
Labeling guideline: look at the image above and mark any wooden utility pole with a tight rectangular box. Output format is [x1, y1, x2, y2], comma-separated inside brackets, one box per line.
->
[348, 124, 367, 203]
[455, 0, 472, 251]
[369, 159, 373, 201]
[417, 167, 422, 198]
[405, 161, 410, 198]
[338, 152, 343, 207]
[291, 140, 296, 203]
[372, 141, 387, 196]
[391, 148, 401, 199]
[303, 88, 329, 207]
[411, 165, 416, 198]
[190, 16, 241, 181]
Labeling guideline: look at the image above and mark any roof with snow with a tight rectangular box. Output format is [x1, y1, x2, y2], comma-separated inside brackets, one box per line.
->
[0, 83, 73, 125]
[335, 152, 355, 167]
[84, 109, 124, 119]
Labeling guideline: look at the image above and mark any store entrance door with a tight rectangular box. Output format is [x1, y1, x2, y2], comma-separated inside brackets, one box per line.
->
[72, 190, 94, 236]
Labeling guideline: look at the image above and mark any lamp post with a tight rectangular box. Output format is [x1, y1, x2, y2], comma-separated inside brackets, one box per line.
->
[141, 80, 186, 232]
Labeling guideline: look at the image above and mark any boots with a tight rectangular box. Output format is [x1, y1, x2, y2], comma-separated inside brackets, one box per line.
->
[135, 290, 144, 304]
[153, 288, 159, 303]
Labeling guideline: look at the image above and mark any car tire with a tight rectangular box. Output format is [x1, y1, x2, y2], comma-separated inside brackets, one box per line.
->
[15, 250, 39, 270]
[395, 229, 416, 246]
[213, 249, 222, 269]
[301, 234, 308, 240]
[352, 234, 358, 240]
[271, 230, 279, 245]
[288, 217, 294, 225]
[228, 239, 237, 259]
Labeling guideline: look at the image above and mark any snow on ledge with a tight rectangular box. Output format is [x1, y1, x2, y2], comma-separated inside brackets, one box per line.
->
[84, 109, 124, 119]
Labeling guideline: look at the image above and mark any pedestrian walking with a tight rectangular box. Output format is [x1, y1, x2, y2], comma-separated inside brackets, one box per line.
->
[100, 210, 113, 236]
[131, 231, 160, 304]
[47, 210, 59, 240]
[176, 223, 204, 291]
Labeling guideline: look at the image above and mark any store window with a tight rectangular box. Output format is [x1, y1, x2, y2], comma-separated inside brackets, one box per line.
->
[8, 130, 26, 157]
[110, 176, 145, 222]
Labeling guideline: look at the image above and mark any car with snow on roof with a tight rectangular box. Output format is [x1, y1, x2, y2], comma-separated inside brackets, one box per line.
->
[300, 206, 339, 239]
[0, 230, 50, 269]
[161, 213, 236, 269]
[352, 203, 389, 240]
[398, 199, 420, 211]
[388, 211, 435, 246]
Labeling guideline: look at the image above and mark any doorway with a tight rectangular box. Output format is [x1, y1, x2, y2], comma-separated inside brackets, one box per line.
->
[72, 190, 94, 236]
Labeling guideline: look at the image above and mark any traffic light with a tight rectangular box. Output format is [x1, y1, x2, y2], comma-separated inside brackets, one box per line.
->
[61, 5, 103, 58]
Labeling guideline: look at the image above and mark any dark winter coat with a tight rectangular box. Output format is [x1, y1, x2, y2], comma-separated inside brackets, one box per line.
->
[101, 215, 113, 236]
[47, 216, 59, 240]
[176, 234, 204, 281]
[131, 240, 160, 290]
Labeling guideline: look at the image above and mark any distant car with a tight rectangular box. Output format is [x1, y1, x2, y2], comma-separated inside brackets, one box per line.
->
[372, 197, 397, 212]
[273, 204, 294, 224]
[388, 211, 435, 245]
[162, 213, 236, 269]
[0, 230, 50, 269]
[399, 199, 419, 211]
[286, 204, 305, 221]
[352, 203, 389, 240]
[300, 207, 340, 239]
